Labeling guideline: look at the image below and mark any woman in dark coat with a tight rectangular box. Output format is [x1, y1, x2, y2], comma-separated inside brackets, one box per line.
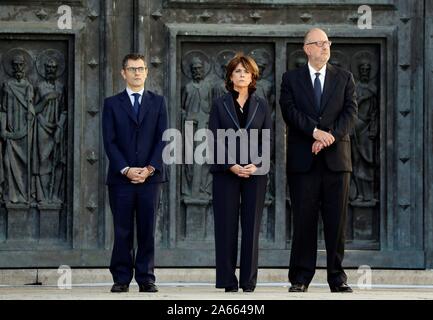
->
[209, 53, 272, 292]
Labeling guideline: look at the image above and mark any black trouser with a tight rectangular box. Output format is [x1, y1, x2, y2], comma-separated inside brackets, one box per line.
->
[212, 172, 267, 289]
[108, 183, 161, 285]
[288, 154, 350, 287]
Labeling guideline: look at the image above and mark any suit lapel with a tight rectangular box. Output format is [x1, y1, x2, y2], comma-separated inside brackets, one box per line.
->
[222, 93, 241, 130]
[320, 63, 338, 112]
[299, 65, 318, 113]
[245, 94, 259, 130]
[119, 90, 138, 124]
[138, 91, 151, 125]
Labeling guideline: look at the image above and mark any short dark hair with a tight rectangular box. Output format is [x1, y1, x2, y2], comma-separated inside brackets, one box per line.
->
[225, 52, 259, 91]
[122, 53, 146, 69]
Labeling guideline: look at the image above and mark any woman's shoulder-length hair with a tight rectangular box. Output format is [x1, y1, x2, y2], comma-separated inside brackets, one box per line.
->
[225, 52, 259, 91]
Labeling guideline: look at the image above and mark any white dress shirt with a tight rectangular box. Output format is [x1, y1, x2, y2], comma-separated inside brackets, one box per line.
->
[126, 86, 144, 106]
[308, 62, 326, 92]
[308, 63, 326, 136]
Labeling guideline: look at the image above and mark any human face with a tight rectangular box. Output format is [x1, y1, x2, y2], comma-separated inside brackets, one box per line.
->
[303, 29, 331, 70]
[359, 62, 371, 82]
[191, 63, 204, 81]
[12, 55, 25, 80]
[230, 63, 252, 91]
[121, 58, 148, 91]
[45, 60, 58, 80]
[256, 60, 266, 76]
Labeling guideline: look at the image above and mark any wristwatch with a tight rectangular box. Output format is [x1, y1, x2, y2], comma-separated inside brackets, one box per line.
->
[146, 165, 155, 176]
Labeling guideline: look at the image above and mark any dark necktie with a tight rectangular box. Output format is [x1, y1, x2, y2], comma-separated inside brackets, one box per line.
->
[132, 93, 141, 119]
[313, 72, 322, 112]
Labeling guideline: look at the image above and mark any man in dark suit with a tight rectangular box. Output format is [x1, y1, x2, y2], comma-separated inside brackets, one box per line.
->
[279, 28, 358, 293]
[102, 53, 168, 293]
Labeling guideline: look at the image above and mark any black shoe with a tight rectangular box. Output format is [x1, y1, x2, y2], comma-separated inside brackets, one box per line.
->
[242, 286, 255, 293]
[330, 283, 353, 293]
[111, 283, 129, 293]
[139, 283, 159, 293]
[289, 283, 308, 292]
[224, 286, 239, 292]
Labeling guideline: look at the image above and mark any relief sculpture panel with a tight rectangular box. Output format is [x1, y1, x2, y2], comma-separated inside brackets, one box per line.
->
[0, 38, 70, 247]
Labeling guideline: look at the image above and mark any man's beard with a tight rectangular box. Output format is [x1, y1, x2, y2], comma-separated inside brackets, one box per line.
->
[14, 72, 24, 80]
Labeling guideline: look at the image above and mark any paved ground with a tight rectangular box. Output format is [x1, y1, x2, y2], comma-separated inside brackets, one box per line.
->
[1, 283, 433, 300]
[1, 269, 433, 300]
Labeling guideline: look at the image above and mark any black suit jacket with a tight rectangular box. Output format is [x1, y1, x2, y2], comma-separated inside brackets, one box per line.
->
[279, 63, 358, 173]
[208, 92, 272, 174]
[102, 89, 168, 185]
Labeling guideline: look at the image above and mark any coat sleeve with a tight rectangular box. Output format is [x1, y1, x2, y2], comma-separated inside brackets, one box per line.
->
[102, 99, 128, 173]
[253, 98, 273, 175]
[261, 98, 273, 156]
[208, 99, 234, 172]
[148, 97, 168, 172]
[279, 72, 318, 137]
[330, 72, 358, 141]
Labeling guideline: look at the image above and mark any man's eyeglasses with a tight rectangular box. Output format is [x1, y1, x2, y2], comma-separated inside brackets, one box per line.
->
[125, 67, 147, 73]
[305, 41, 332, 48]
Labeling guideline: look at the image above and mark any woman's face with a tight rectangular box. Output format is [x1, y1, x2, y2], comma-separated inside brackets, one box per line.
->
[230, 63, 252, 90]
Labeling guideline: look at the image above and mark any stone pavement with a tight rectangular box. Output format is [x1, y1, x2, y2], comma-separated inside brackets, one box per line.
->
[1, 283, 433, 300]
[1, 269, 433, 300]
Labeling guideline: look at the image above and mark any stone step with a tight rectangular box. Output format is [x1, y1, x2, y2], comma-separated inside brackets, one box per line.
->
[1, 268, 433, 287]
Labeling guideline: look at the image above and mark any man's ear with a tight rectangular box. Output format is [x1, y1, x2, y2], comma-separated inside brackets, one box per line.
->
[120, 69, 126, 80]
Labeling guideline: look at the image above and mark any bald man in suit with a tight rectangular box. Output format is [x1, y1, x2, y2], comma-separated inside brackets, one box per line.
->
[279, 28, 357, 293]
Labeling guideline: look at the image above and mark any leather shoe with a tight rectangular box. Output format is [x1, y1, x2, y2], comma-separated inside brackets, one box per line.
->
[242, 286, 255, 293]
[289, 283, 308, 292]
[139, 283, 158, 293]
[111, 283, 129, 293]
[224, 286, 239, 292]
[330, 283, 353, 293]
